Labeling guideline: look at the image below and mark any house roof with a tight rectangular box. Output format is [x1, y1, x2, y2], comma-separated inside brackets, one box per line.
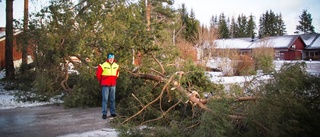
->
[0, 30, 23, 42]
[0, 31, 5, 39]
[213, 35, 302, 50]
[308, 35, 320, 49]
[214, 38, 256, 49]
[248, 35, 301, 49]
[300, 34, 319, 46]
[300, 34, 320, 49]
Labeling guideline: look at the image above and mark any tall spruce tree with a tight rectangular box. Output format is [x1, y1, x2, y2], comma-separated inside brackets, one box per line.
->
[210, 15, 218, 29]
[229, 16, 238, 38]
[259, 10, 286, 38]
[180, 4, 199, 43]
[275, 13, 286, 36]
[218, 13, 229, 38]
[258, 14, 265, 38]
[296, 9, 315, 34]
[246, 14, 256, 39]
[237, 14, 247, 37]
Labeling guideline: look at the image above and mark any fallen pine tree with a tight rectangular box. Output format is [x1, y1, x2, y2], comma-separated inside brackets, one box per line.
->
[115, 55, 320, 137]
[121, 55, 255, 125]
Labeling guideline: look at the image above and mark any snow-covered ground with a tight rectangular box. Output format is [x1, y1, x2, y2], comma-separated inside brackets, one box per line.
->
[0, 70, 118, 136]
[0, 60, 319, 136]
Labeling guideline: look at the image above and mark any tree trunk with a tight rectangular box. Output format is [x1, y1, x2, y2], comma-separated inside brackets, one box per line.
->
[5, 0, 15, 80]
[146, 0, 151, 31]
[21, 0, 29, 73]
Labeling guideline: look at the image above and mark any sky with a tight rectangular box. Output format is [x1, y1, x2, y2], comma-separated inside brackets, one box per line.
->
[0, 0, 319, 35]
[174, 0, 320, 34]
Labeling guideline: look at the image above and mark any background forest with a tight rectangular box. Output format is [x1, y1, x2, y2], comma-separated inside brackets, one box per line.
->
[1, 0, 320, 136]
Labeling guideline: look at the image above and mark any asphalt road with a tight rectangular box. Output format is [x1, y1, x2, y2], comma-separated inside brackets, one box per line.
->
[0, 104, 113, 137]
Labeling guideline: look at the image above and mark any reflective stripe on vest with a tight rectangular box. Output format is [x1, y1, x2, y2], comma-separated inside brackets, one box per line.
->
[101, 62, 119, 76]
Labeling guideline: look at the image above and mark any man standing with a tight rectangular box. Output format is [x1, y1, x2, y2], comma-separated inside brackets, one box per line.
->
[96, 53, 119, 119]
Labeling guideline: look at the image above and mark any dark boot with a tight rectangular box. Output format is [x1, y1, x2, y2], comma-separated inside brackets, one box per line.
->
[102, 114, 107, 119]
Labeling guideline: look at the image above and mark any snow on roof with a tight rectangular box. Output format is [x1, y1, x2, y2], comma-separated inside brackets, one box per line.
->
[248, 35, 298, 49]
[213, 35, 301, 50]
[0, 31, 5, 39]
[309, 35, 320, 49]
[0, 30, 23, 42]
[300, 34, 319, 46]
[214, 38, 255, 49]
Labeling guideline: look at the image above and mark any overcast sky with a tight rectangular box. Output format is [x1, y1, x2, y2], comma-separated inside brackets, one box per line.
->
[174, 0, 320, 34]
[1, 0, 319, 35]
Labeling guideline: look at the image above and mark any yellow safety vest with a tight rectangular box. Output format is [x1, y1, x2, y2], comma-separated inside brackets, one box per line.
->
[100, 62, 119, 77]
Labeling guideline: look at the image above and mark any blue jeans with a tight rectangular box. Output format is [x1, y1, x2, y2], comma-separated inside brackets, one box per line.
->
[101, 86, 116, 115]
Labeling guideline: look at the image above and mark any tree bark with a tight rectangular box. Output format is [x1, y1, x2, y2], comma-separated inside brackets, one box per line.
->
[146, 0, 151, 31]
[21, 0, 29, 73]
[5, 0, 15, 80]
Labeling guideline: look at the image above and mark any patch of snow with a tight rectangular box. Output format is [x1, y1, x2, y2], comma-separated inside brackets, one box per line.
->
[13, 55, 34, 69]
[58, 128, 118, 137]
[0, 91, 62, 110]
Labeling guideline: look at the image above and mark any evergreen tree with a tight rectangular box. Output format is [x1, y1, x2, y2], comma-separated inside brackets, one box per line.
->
[246, 14, 256, 39]
[229, 16, 238, 38]
[210, 15, 218, 29]
[269, 10, 277, 36]
[218, 13, 229, 38]
[237, 14, 247, 37]
[259, 10, 286, 38]
[258, 14, 265, 38]
[275, 13, 286, 36]
[188, 9, 199, 43]
[296, 9, 315, 34]
[179, 4, 199, 43]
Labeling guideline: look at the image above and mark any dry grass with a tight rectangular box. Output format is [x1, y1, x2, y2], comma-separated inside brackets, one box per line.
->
[176, 38, 197, 61]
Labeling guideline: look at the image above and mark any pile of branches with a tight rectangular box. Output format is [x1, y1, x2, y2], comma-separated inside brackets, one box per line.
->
[122, 55, 256, 125]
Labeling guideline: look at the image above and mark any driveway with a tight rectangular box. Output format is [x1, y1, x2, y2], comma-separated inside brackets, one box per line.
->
[0, 104, 115, 137]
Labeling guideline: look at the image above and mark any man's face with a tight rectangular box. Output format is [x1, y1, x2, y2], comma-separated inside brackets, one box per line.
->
[108, 58, 114, 63]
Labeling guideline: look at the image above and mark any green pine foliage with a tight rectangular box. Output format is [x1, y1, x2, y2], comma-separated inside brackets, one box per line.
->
[24, 0, 178, 107]
[258, 10, 286, 38]
[116, 60, 220, 135]
[180, 4, 199, 44]
[246, 14, 256, 38]
[237, 14, 247, 37]
[117, 63, 320, 137]
[296, 9, 316, 34]
[218, 13, 229, 38]
[244, 62, 320, 137]
[193, 98, 235, 137]
[63, 70, 101, 108]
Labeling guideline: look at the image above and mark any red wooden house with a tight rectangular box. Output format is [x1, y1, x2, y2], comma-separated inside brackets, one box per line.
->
[0, 27, 34, 70]
[249, 35, 306, 60]
[212, 35, 309, 60]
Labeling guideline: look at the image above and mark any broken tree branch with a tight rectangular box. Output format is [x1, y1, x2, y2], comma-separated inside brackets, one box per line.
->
[152, 54, 165, 75]
[122, 75, 175, 124]
[139, 98, 182, 126]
